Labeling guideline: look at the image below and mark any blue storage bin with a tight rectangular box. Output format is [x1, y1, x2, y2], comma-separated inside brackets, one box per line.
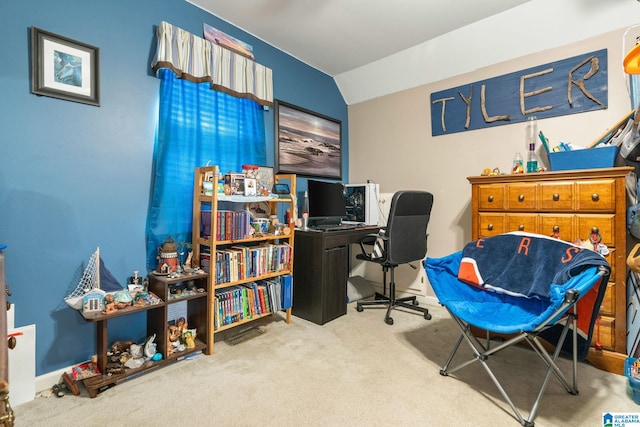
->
[547, 145, 618, 171]
[625, 357, 640, 405]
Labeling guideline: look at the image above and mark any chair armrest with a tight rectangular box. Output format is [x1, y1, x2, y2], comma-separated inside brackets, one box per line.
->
[357, 233, 383, 246]
[357, 232, 388, 261]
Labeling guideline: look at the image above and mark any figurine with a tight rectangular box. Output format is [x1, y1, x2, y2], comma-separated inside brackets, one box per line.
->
[183, 330, 196, 348]
[480, 167, 505, 176]
[177, 317, 187, 333]
[110, 340, 134, 355]
[102, 294, 117, 314]
[157, 237, 179, 273]
[589, 227, 602, 251]
[132, 291, 151, 307]
[167, 325, 183, 356]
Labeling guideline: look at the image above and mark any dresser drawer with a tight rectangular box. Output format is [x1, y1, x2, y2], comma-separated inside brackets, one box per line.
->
[506, 183, 537, 211]
[539, 181, 573, 211]
[539, 214, 574, 241]
[599, 281, 615, 317]
[507, 214, 537, 234]
[478, 185, 505, 210]
[591, 315, 615, 351]
[575, 214, 615, 246]
[603, 249, 615, 285]
[477, 213, 506, 237]
[575, 179, 615, 212]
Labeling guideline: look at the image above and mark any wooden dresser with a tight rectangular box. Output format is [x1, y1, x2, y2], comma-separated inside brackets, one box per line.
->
[468, 167, 633, 375]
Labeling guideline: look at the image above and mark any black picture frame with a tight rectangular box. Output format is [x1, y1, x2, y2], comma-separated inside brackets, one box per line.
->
[30, 27, 100, 106]
[275, 100, 342, 179]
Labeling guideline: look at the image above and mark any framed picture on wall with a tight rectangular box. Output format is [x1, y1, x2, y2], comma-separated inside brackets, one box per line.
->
[30, 27, 100, 106]
[275, 100, 342, 180]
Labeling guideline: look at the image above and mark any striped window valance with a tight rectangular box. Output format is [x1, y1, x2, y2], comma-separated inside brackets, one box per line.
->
[151, 21, 273, 107]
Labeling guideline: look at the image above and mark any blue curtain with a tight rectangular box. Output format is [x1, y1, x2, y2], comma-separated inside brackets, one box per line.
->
[146, 69, 267, 271]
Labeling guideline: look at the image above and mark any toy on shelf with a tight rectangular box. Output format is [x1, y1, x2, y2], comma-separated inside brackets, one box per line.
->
[65, 247, 124, 311]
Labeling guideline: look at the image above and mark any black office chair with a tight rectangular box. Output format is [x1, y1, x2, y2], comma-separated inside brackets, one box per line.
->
[355, 190, 434, 325]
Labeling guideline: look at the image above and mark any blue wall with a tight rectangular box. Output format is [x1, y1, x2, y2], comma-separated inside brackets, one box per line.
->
[0, 0, 347, 376]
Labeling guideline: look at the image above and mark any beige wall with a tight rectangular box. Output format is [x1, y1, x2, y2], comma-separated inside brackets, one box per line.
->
[348, 27, 636, 297]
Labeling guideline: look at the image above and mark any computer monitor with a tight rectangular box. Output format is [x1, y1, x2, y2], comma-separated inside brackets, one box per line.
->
[307, 179, 346, 227]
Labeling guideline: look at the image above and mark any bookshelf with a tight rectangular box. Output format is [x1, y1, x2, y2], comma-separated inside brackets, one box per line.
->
[192, 166, 295, 353]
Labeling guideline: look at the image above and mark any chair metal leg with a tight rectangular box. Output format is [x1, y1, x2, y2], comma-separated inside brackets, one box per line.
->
[439, 305, 580, 427]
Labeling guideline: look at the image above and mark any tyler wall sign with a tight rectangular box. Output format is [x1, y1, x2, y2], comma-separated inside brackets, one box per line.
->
[430, 49, 608, 136]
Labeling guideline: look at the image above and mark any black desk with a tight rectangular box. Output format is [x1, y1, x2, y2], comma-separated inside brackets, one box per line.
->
[292, 226, 379, 325]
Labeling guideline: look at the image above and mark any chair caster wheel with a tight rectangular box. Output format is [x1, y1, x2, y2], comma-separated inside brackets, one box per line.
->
[385, 317, 394, 325]
[424, 313, 432, 320]
[412, 300, 419, 306]
[356, 305, 363, 312]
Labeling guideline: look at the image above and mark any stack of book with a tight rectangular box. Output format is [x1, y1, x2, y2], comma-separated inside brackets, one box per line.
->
[201, 209, 251, 240]
[205, 243, 292, 285]
[213, 275, 293, 329]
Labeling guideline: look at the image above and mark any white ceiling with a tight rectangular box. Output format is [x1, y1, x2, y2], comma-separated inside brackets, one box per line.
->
[187, 0, 533, 76]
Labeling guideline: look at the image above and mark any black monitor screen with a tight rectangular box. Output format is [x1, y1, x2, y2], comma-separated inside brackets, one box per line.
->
[307, 180, 346, 225]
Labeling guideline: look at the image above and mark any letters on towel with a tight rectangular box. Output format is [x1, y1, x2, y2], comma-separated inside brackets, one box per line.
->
[458, 232, 610, 299]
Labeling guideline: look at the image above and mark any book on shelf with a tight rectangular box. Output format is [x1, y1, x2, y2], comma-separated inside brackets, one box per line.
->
[257, 284, 267, 314]
[213, 277, 291, 330]
[213, 243, 293, 285]
[281, 274, 293, 309]
[215, 210, 251, 241]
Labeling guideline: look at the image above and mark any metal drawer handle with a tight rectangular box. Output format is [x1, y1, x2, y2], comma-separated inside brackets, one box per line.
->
[553, 193, 560, 201]
[487, 223, 494, 231]
[488, 195, 494, 202]
[518, 225, 525, 231]
[518, 194, 525, 202]
[592, 193, 599, 202]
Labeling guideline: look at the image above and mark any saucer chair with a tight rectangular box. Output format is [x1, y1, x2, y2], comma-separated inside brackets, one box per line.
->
[425, 232, 610, 426]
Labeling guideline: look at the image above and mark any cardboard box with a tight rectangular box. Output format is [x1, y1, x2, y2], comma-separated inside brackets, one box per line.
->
[547, 145, 618, 171]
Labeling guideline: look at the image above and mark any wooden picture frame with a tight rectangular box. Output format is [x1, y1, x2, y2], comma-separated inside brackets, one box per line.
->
[30, 27, 100, 106]
[275, 100, 342, 179]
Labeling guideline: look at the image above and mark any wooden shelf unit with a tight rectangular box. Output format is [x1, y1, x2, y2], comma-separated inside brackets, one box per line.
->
[147, 271, 210, 356]
[80, 166, 297, 396]
[80, 295, 166, 398]
[80, 271, 209, 398]
[191, 166, 295, 353]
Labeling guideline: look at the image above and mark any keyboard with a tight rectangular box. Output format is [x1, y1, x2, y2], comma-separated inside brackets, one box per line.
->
[314, 224, 357, 231]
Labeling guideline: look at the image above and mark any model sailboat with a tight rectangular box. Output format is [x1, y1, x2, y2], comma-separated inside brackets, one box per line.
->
[64, 247, 123, 310]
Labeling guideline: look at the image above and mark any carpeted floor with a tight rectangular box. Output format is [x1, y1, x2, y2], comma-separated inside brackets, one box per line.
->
[13, 301, 636, 426]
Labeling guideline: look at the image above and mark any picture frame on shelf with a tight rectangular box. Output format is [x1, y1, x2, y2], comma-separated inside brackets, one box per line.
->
[275, 100, 342, 180]
[244, 178, 257, 196]
[30, 27, 100, 106]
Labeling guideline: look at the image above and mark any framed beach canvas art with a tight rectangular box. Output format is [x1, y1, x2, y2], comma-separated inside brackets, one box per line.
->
[275, 100, 342, 180]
